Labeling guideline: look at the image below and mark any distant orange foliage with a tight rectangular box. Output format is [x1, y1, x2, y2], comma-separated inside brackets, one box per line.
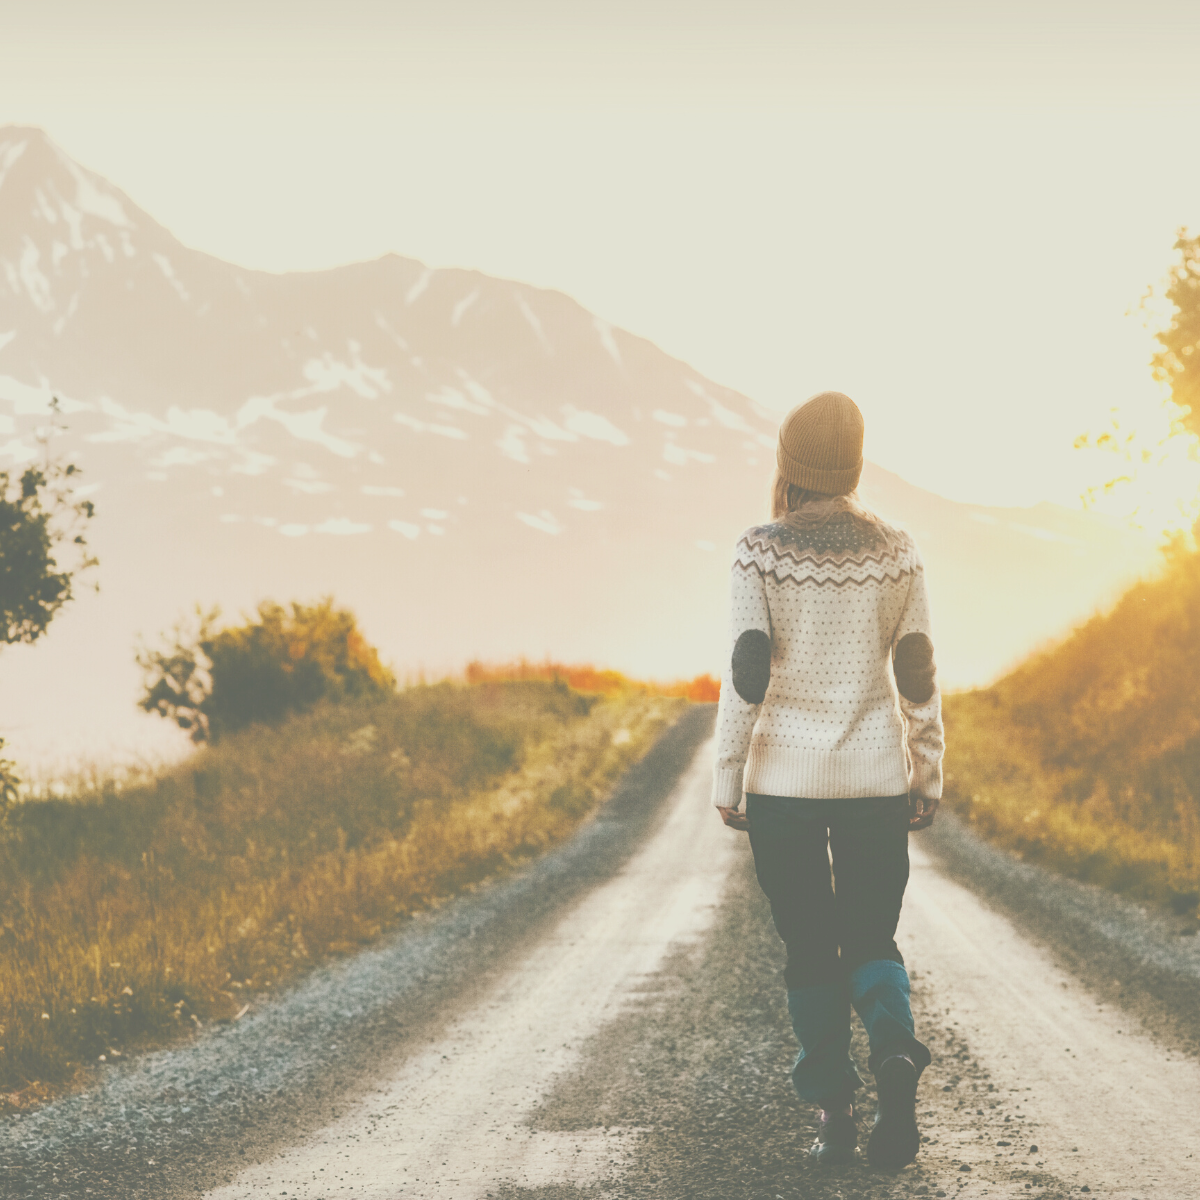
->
[464, 657, 720, 703]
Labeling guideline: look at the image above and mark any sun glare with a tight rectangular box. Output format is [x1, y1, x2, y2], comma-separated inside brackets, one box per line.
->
[1076, 398, 1200, 543]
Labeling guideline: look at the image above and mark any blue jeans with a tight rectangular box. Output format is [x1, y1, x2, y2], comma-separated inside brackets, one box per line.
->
[746, 793, 932, 1105]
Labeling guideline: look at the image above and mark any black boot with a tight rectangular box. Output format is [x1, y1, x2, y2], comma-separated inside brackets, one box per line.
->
[809, 1103, 857, 1165]
[867, 1054, 920, 1169]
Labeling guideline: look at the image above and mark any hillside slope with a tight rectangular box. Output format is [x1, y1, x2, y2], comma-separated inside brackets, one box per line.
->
[944, 545, 1200, 911]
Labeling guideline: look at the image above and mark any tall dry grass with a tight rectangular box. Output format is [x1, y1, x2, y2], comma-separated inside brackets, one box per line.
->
[943, 545, 1200, 914]
[0, 678, 685, 1097]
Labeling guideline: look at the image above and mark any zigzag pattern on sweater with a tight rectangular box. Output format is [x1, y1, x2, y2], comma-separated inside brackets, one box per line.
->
[735, 558, 916, 590]
[734, 518, 918, 590]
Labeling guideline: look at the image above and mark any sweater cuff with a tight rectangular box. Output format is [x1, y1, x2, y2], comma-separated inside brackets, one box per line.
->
[909, 756, 943, 801]
[712, 766, 745, 810]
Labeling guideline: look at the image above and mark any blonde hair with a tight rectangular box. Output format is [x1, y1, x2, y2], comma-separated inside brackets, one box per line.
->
[767, 468, 896, 545]
[770, 471, 831, 520]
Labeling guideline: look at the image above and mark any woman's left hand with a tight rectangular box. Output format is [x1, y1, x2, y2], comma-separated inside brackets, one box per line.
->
[717, 805, 751, 831]
[908, 794, 939, 831]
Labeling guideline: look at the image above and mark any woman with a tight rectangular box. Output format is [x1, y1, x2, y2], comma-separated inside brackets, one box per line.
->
[712, 391, 943, 1170]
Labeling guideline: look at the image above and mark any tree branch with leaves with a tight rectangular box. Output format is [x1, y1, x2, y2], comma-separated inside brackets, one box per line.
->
[1075, 230, 1200, 540]
[0, 398, 98, 807]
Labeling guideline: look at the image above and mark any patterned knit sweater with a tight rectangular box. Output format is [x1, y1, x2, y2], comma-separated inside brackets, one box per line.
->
[711, 507, 944, 808]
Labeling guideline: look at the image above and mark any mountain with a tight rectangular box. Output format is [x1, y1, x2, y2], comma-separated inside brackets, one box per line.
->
[0, 126, 1158, 768]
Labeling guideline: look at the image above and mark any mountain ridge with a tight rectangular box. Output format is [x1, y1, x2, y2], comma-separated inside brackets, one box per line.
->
[0, 124, 1158, 767]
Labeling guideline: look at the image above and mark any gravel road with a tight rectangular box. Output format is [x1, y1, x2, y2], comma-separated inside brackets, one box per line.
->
[3, 703, 1199, 1200]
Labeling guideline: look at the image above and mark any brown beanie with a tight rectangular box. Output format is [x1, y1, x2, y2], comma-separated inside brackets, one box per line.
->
[776, 391, 864, 495]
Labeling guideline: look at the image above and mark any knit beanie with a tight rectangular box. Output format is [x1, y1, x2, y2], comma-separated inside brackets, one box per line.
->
[776, 391, 864, 495]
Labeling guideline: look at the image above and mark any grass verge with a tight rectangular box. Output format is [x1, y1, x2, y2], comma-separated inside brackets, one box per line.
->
[942, 546, 1200, 917]
[943, 689, 1200, 915]
[0, 678, 687, 1100]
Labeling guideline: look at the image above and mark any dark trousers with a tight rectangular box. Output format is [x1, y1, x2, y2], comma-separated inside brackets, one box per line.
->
[746, 793, 932, 1104]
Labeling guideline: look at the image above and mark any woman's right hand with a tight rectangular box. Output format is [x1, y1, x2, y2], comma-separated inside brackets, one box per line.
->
[717, 805, 751, 832]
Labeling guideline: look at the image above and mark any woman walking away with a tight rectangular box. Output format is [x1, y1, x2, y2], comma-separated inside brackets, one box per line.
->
[712, 391, 943, 1170]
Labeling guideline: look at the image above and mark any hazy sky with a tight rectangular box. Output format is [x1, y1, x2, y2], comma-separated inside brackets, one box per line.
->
[4, 0, 1200, 513]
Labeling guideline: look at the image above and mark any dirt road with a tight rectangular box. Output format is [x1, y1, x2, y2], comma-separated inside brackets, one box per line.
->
[4, 707, 1198, 1199]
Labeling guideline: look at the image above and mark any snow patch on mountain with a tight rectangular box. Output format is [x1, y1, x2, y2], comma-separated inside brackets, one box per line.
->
[152, 446, 217, 468]
[455, 372, 498, 410]
[451, 289, 479, 326]
[302, 349, 390, 399]
[34, 189, 59, 225]
[561, 407, 628, 446]
[0, 374, 87, 415]
[244, 398, 359, 456]
[56, 149, 134, 229]
[19, 239, 54, 312]
[653, 409, 687, 427]
[0, 138, 27, 191]
[567, 488, 603, 511]
[84, 392, 361, 459]
[426, 384, 490, 416]
[394, 411, 468, 440]
[517, 509, 563, 534]
[524, 414, 577, 442]
[663, 442, 716, 466]
[284, 478, 335, 494]
[231, 449, 276, 475]
[152, 253, 190, 302]
[515, 294, 552, 354]
[406, 268, 434, 305]
[498, 425, 529, 463]
[0, 437, 35, 461]
[315, 518, 371, 535]
[594, 317, 622, 366]
[52, 290, 81, 337]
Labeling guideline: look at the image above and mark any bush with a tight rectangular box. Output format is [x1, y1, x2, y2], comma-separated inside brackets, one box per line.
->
[464, 656, 721, 701]
[138, 598, 395, 741]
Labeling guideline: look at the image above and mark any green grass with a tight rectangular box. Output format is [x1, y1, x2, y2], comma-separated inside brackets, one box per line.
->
[0, 678, 685, 1098]
[942, 544, 1200, 915]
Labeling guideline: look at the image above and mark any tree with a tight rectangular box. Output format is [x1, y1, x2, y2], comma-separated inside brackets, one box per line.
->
[138, 598, 396, 742]
[1153, 229, 1200, 438]
[0, 400, 98, 806]
[1, 472, 96, 646]
[1074, 231, 1200, 538]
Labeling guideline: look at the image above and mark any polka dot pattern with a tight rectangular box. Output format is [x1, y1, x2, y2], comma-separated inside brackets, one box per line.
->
[711, 513, 944, 807]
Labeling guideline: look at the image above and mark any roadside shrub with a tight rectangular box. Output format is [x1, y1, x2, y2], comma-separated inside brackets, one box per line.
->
[138, 598, 395, 742]
[465, 656, 721, 701]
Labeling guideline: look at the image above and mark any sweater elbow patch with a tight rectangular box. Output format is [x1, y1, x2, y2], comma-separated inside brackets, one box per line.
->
[732, 628, 771, 704]
[894, 632, 936, 703]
